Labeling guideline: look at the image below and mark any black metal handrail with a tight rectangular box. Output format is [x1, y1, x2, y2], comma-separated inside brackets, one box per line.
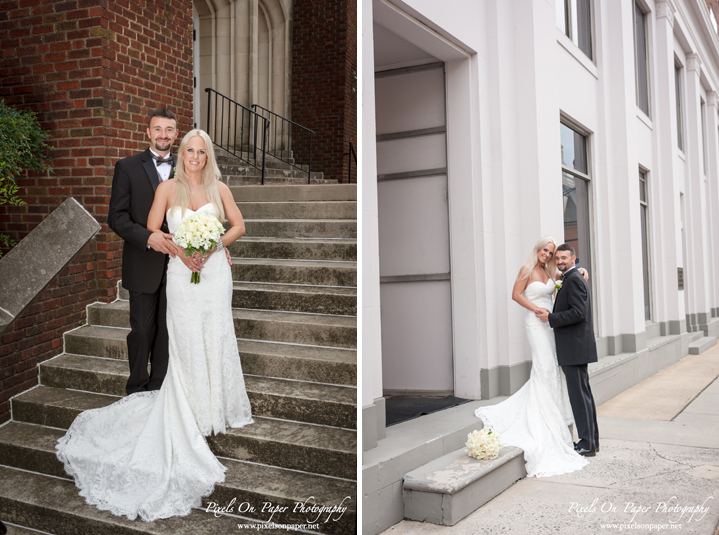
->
[251, 104, 314, 184]
[205, 88, 269, 184]
[344, 141, 357, 183]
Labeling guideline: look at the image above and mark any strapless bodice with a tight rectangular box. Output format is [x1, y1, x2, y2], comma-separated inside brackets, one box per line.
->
[523, 279, 555, 308]
[166, 203, 217, 234]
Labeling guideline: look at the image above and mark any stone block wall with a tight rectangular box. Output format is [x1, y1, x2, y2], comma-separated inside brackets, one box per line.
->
[292, 0, 357, 183]
[0, 0, 194, 424]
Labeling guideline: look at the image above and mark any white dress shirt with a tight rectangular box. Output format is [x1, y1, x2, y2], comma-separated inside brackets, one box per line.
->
[149, 147, 173, 182]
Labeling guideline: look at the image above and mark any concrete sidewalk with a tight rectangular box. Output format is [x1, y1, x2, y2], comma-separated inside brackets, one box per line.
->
[382, 348, 719, 535]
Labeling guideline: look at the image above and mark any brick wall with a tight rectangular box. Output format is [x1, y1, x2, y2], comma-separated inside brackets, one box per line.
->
[0, 0, 194, 424]
[292, 0, 357, 184]
[707, 0, 719, 27]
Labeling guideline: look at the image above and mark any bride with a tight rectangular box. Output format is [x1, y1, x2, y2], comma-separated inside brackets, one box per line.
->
[56, 129, 254, 521]
[474, 236, 589, 478]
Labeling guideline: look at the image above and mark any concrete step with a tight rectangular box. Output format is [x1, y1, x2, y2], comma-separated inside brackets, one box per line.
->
[228, 237, 357, 261]
[237, 201, 357, 220]
[688, 330, 705, 344]
[0, 462, 355, 535]
[65, 326, 357, 385]
[217, 153, 298, 169]
[39, 354, 356, 428]
[6, 396, 356, 479]
[237, 339, 356, 385]
[87, 301, 357, 349]
[217, 163, 324, 181]
[231, 282, 356, 315]
[231, 258, 357, 286]
[231, 184, 357, 202]
[0, 465, 273, 535]
[403, 446, 525, 526]
[223, 175, 337, 186]
[688, 336, 717, 355]
[1, 525, 38, 535]
[118, 277, 357, 312]
[244, 219, 356, 239]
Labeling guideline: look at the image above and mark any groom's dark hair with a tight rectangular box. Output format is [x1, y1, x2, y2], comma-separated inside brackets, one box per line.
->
[556, 243, 575, 256]
[148, 108, 177, 126]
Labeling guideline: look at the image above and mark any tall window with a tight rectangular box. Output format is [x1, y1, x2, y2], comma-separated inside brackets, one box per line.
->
[560, 122, 592, 292]
[639, 170, 651, 320]
[701, 98, 707, 175]
[556, 0, 593, 60]
[675, 64, 684, 151]
[634, 2, 650, 116]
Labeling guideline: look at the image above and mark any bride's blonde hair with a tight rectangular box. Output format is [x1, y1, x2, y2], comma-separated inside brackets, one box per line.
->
[172, 129, 225, 222]
[517, 236, 558, 283]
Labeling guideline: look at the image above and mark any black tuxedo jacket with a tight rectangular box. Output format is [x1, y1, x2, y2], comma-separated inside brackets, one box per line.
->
[108, 148, 173, 294]
[548, 268, 598, 366]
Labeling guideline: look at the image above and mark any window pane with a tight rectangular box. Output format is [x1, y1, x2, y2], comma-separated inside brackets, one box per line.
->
[556, 0, 570, 36]
[640, 203, 651, 320]
[576, 0, 592, 60]
[675, 65, 683, 150]
[702, 101, 707, 174]
[635, 2, 649, 115]
[639, 176, 646, 203]
[563, 172, 592, 294]
[560, 123, 588, 174]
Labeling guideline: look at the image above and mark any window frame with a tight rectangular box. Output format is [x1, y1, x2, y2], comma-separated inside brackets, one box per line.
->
[675, 61, 684, 152]
[701, 97, 708, 176]
[639, 168, 653, 321]
[633, 0, 651, 118]
[559, 116, 598, 332]
[557, 0, 595, 62]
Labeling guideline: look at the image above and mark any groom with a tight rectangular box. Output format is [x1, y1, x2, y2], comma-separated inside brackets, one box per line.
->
[537, 243, 599, 457]
[108, 109, 200, 394]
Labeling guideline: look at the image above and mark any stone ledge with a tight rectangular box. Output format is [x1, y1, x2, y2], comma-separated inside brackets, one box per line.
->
[403, 446, 525, 526]
[688, 336, 717, 355]
[0, 198, 100, 334]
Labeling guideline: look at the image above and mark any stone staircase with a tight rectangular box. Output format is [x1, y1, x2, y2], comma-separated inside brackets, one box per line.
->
[217, 153, 335, 186]
[0, 162, 357, 534]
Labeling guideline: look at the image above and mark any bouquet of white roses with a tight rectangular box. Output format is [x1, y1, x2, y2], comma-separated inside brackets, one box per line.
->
[466, 428, 503, 460]
[172, 212, 226, 284]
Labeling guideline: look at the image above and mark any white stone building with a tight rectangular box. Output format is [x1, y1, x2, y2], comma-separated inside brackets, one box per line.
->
[361, 0, 719, 532]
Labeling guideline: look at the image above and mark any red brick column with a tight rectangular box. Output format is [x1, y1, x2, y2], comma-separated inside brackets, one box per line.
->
[0, 0, 194, 424]
[291, 0, 357, 184]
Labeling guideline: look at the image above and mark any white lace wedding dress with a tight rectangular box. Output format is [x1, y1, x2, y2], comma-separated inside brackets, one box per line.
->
[474, 279, 588, 478]
[56, 203, 253, 521]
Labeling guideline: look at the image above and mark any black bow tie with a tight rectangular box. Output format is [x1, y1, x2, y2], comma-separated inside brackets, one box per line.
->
[152, 153, 174, 166]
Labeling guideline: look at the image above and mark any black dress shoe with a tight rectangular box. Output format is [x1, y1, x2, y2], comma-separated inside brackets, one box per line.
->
[576, 447, 596, 457]
[574, 442, 599, 452]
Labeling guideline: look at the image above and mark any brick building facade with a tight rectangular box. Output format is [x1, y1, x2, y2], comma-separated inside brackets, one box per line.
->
[0, 0, 195, 424]
[0, 0, 357, 424]
[292, 0, 358, 184]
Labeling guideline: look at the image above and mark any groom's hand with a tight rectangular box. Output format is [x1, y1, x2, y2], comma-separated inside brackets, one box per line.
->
[537, 309, 550, 322]
[225, 247, 232, 266]
[148, 231, 178, 257]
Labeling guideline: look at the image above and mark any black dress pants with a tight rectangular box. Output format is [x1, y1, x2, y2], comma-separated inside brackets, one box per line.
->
[126, 271, 169, 395]
[561, 363, 599, 450]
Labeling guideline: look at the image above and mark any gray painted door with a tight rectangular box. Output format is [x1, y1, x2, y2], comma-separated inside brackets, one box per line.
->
[375, 63, 453, 395]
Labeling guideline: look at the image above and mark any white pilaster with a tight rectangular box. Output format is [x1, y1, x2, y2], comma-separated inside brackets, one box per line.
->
[653, 0, 684, 332]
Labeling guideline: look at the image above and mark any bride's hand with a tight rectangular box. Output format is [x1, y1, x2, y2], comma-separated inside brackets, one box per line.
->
[192, 245, 217, 269]
[579, 267, 589, 282]
[177, 247, 202, 272]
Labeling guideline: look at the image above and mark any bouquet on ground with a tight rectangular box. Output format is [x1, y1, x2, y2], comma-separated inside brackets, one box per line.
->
[466, 428, 503, 460]
[172, 212, 226, 284]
